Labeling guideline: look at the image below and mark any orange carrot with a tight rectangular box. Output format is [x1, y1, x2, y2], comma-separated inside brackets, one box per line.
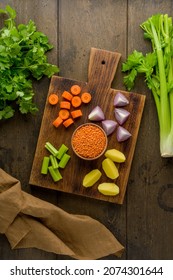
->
[71, 109, 82, 119]
[53, 116, 63, 128]
[70, 84, 81, 95]
[71, 96, 82, 108]
[62, 91, 73, 101]
[63, 118, 74, 128]
[81, 92, 92, 104]
[48, 94, 59, 105]
[59, 109, 70, 120]
[60, 101, 71, 110]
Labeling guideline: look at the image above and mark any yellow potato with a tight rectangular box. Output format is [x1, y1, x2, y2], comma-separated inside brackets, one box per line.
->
[102, 158, 119, 179]
[105, 149, 126, 163]
[83, 169, 102, 187]
[98, 183, 119, 196]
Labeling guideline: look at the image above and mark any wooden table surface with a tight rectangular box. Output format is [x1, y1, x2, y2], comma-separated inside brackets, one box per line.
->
[1, 0, 173, 260]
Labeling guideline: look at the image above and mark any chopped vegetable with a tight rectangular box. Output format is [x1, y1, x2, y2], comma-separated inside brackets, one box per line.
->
[98, 183, 119, 196]
[62, 91, 73, 101]
[71, 96, 82, 108]
[49, 155, 59, 169]
[102, 158, 119, 179]
[122, 14, 173, 157]
[71, 109, 82, 119]
[60, 101, 71, 110]
[45, 142, 59, 157]
[81, 92, 92, 104]
[59, 153, 71, 168]
[48, 94, 59, 105]
[70, 84, 81, 95]
[114, 92, 129, 107]
[63, 118, 74, 128]
[0, 5, 59, 120]
[116, 126, 131, 142]
[48, 166, 62, 182]
[57, 144, 69, 160]
[52, 116, 63, 128]
[101, 120, 117, 136]
[59, 109, 70, 120]
[41, 156, 50, 175]
[83, 169, 102, 187]
[88, 106, 105, 121]
[105, 149, 126, 163]
[114, 108, 130, 125]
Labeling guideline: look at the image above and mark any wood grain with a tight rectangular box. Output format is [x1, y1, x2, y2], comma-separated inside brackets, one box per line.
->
[29, 48, 145, 204]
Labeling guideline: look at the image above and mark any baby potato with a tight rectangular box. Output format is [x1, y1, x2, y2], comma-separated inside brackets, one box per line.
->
[83, 169, 102, 187]
[102, 158, 119, 179]
[98, 183, 119, 196]
[105, 149, 126, 163]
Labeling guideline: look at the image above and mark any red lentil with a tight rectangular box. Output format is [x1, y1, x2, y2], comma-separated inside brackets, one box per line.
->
[72, 124, 107, 159]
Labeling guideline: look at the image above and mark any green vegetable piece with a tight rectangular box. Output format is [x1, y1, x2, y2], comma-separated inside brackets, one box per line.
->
[49, 155, 59, 169]
[48, 166, 62, 182]
[122, 14, 173, 157]
[105, 149, 126, 163]
[41, 156, 50, 175]
[45, 142, 59, 157]
[83, 169, 102, 187]
[0, 5, 59, 121]
[102, 158, 119, 179]
[98, 183, 119, 196]
[57, 144, 68, 160]
[59, 153, 71, 168]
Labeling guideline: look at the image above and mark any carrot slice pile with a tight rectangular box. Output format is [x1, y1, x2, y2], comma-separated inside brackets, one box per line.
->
[50, 84, 92, 129]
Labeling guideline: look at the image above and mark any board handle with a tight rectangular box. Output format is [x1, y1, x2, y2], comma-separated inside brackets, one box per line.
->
[88, 48, 121, 94]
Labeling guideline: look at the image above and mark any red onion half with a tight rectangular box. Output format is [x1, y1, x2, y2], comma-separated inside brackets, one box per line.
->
[88, 106, 105, 121]
[114, 108, 130, 125]
[114, 92, 129, 107]
[116, 126, 131, 142]
[102, 120, 118, 136]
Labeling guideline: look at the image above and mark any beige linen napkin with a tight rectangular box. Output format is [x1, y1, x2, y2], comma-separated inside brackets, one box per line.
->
[0, 168, 124, 259]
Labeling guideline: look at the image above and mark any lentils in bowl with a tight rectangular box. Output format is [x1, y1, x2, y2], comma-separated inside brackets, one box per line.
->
[71, 123, 108, 160]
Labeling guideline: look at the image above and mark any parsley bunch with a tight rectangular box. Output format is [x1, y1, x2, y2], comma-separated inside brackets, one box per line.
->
[0, 5, 59, 120]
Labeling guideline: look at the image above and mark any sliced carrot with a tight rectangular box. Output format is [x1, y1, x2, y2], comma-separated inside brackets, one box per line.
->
[70, 84, 81, 95]
[59, 109, 70, 120]
[81, 92, 92, 104]
[62, 91, 73, 101]
[71, 109, 83, 119]
[60, 101, 71, 110]
[63, 118, 74, 128]
[52, 116, 63, 128]
[48, 94, 59, 105]
[71, 96, 82, 108]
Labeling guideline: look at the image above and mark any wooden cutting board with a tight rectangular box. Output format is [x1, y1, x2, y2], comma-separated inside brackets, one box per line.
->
[29, 48, 145, 204]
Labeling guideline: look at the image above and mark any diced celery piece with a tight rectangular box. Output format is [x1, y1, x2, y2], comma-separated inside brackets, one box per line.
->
[45, 142, 59, 157]
[57, 144, 68, 160]
[48, 166, 62, 182]
[41, 156, 50, 175]
[59, 153, 71, 168]
[49, 155, 59, 169]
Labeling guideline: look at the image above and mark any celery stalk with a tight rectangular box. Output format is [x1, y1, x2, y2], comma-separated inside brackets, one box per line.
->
[122, 13, 173, 157]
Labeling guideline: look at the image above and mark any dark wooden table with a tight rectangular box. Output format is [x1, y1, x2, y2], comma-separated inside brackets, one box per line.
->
[1, 0, 173, 260]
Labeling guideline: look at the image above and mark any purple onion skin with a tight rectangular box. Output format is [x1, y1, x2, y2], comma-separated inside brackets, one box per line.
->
[88, 106, 105, 121]
[114, 92, 129, 107]
[102, 120, 117, 136]
[116, 126, 131, 142]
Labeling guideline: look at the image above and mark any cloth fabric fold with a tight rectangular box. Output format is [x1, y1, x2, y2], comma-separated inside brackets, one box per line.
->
[0, 168, 124, 259]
